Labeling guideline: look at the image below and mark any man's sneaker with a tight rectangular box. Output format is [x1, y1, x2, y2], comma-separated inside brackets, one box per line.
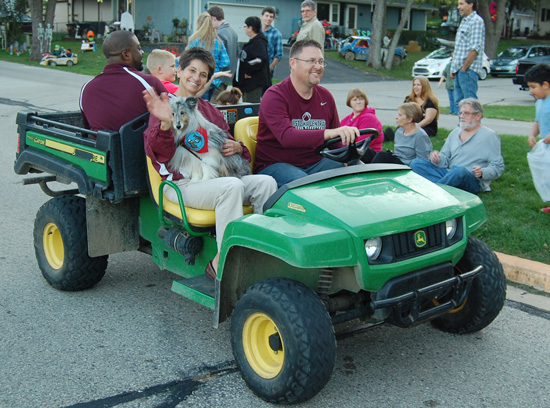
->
[542, 207, 550, 214]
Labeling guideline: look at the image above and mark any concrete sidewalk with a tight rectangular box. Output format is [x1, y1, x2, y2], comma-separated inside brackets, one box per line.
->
[498, 252, 550, 293]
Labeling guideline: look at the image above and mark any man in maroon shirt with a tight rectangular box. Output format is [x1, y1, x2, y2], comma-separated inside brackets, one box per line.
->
[79, 30, 166, 131]
[254, 39, 359, 187]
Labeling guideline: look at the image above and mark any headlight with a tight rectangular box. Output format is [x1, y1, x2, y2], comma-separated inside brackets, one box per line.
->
[445, 219, 457, 240]
[365, 237, 382, 261]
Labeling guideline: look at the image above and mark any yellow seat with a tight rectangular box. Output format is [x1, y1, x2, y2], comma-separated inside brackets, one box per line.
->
[234, 116, 259, 169]
[146, 156, 252, 228]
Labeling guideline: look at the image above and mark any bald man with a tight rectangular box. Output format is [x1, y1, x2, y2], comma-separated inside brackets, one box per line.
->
[79, 30, 166, 131]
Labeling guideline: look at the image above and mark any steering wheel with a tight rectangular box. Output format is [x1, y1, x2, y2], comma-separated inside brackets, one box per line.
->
[315, 128, 380, 163]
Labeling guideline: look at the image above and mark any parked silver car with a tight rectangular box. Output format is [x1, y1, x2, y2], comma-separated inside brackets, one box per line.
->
[491, 45, 550, 76]
[412, 47, 491, 80]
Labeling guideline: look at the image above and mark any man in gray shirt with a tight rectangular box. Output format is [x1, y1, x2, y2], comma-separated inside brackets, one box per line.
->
[208, 5, 239, 103]
[409, 98, 504, 193]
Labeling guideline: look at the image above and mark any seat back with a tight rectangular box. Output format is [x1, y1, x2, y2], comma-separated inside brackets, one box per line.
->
[234, 116, 259, 169]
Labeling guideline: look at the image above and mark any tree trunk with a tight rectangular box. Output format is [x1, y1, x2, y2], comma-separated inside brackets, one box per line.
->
[477, 0, 507, 59]
[384, 0, 414, 70]
[27, 0, 57, 61]
[367, 0, 386, 69]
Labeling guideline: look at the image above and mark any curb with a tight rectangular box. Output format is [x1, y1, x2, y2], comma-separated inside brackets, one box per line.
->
[496, 252, 550, 293]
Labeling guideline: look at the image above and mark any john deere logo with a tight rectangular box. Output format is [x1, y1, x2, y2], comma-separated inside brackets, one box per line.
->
[414, 231, 427, 248]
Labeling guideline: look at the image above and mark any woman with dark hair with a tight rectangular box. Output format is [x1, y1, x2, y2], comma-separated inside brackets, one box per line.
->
[234, 16, 271, 102]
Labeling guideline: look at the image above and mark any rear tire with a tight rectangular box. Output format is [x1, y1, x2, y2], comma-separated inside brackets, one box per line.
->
[66, 60, 74, 67]
[231, 278, 336, 405]
[479, 67, 488, 80]
[392, 55, 402, 66]
[34, 196, 108, 291]
[431, 237, 506, 334]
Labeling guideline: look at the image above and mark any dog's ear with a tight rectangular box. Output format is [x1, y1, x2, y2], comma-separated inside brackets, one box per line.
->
[185, 97, 199, 110]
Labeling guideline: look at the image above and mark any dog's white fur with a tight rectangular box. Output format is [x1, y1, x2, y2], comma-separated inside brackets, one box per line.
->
[168, 96, 250, 184]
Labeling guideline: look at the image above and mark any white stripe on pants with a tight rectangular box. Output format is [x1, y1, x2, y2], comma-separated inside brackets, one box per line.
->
[164, 175, 277, 251]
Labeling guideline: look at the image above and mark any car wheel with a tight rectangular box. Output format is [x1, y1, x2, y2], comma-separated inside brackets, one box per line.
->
[34, 196, 108, 291]
[479, 68, 488, 80]
[392, 55, 402, 66]
[50, 61, 57, 67]
[431, 237, 506, 334]
[345, 51, 355, 61]
[231, 278, 336, 404]
[66, 60, 73, 67]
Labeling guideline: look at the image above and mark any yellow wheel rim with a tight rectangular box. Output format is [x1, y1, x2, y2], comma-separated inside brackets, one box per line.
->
[43, 222, 64, 269]
[433, 296, 467, 313]
[242, 312, 285, 379]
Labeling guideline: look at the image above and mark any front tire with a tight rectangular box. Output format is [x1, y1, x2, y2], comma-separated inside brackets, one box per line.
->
[34, 196, 108, 291]
[345, 51, 355, 61]
[231, 278, 336, 405]
[431, 237, 506, 334]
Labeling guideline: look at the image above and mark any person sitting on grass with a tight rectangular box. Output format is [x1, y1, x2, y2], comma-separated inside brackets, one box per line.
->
[371, 103, 432, 165]
[146, 49, 178, 94]
[409, 98, 504, 194]
[525, 63, 550, 214]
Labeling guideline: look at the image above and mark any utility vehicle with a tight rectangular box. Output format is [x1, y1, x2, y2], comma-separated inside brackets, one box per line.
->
[14, 108, 506, 404]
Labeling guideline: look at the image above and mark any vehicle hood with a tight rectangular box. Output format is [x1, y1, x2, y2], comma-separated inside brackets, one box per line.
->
[268, 167, 484, 238]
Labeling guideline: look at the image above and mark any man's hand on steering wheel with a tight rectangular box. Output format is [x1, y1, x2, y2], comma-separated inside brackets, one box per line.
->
[316, 129, 380, 163]
[323, 126, 360, 146]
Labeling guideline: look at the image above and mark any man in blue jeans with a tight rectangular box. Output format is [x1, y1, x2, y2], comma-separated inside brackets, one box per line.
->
[450, 0, 485, 102]
[409, 98, 504, 194]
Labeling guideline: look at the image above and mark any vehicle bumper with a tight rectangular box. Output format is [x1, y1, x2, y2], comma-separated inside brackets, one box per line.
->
[371, 262, 483, 327]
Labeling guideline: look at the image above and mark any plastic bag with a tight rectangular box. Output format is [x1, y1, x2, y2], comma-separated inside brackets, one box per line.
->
[527, 140, 550, 202]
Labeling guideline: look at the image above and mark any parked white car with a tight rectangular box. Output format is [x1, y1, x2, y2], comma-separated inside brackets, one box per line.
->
[412, 47, 491, 80]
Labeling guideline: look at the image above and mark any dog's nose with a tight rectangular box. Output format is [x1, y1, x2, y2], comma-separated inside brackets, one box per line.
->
[175, 124, 182, 130]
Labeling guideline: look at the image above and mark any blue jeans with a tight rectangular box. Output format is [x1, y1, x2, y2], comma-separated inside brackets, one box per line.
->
[454, 69, 479, 104]
[259, 158, 344, 187]
[409, 158, 481, 194]
[447, 89, 459, 114]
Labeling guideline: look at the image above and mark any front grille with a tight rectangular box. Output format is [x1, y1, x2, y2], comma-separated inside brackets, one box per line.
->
[413, 68, 429, 75]
[392, 223, 444, 260]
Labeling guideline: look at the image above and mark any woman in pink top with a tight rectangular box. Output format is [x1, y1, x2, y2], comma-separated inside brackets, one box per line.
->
[340, 88, 384, 163]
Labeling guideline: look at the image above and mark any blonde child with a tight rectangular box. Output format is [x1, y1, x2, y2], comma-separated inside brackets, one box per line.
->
[146, 49, 178, 94]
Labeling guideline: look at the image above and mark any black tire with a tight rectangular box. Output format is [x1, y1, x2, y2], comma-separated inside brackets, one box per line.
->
[66, 60, 74, 67]
[431, 236, 506, 334]
[392, 55, 402, 66]
[50, 61, 57, 67]
[231, 278, 336, 405]
[345, 51, 355, 61]
[34, 196, 108, 291]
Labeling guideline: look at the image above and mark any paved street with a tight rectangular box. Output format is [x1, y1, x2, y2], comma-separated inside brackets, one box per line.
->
[1, 60, 549, 408]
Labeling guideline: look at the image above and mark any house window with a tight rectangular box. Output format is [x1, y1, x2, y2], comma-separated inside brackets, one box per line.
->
[542, 8, 550, 22]
[318, 2, 339, 25]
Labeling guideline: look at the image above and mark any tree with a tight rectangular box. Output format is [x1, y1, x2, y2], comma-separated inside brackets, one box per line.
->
[477, 0, 507, 59]
[27, 0, 57, 61]
[367, 0, 387, 69]
[0, 0, 28, 44]
[384, 0, 415, 70]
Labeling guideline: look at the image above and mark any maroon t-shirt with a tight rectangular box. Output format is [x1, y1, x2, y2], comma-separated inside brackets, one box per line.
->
[79, 64, 167, 131]
[254, 77, 340, 173]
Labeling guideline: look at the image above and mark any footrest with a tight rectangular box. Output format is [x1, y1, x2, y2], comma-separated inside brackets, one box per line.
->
[171, 274, 215, 310]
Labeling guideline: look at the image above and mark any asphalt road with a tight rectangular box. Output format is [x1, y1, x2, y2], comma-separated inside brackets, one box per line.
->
[1, 60, 549, 408]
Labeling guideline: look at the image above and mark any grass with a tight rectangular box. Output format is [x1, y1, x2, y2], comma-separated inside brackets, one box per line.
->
[382, 128, 550, 264]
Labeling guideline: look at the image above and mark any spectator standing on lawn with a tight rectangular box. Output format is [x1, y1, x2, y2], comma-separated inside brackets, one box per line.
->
[409, 98, 504, 194]
[208, 5, 239, 103]
[525, 64, 550, 213]
[187, 12, 230, 102]
[450, 0, 485, 102]
[439, 57, 459, 115]
[296, 0, 325, 53]
[261, 6, 283, 80]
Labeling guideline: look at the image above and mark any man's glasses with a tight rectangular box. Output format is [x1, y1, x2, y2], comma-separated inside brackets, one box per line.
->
[293, 58, 327, 67]
[459, 111, 478, 117]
